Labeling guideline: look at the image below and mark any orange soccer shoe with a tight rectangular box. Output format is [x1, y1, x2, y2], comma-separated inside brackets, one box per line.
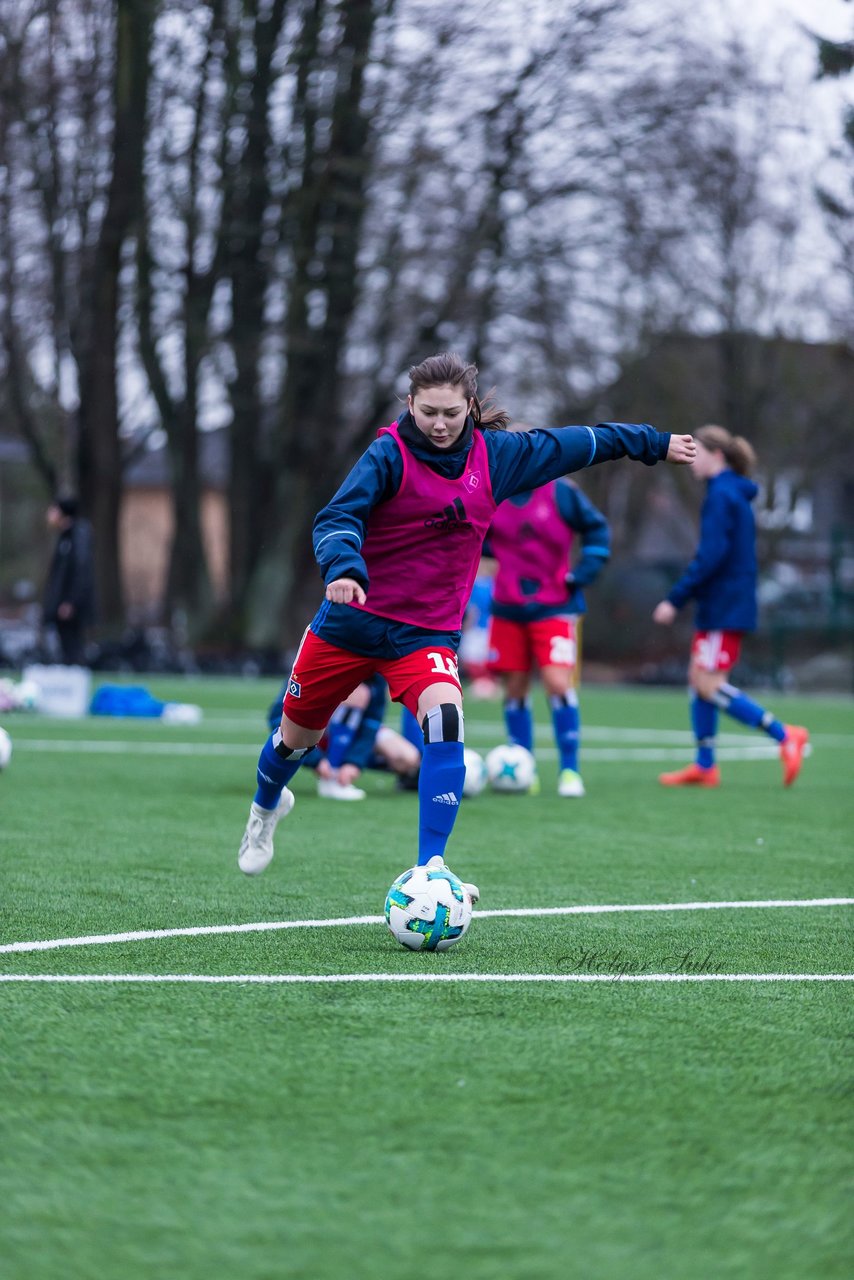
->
[780, 725, 809, 788]
[658, 763, 721, 788]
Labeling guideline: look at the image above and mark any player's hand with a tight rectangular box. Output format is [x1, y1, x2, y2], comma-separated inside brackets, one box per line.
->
[666, 434, 696, 465]
[326, 577, 367, 605]
[653, 600, 677, 625]
[338, 764, 362, 786]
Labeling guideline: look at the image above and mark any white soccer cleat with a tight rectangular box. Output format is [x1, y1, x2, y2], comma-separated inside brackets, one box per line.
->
[557, 768, 585, 798]
[316, 777, 367, 801]
[425, 854, 480, 906]
[238, 788, 295, 876]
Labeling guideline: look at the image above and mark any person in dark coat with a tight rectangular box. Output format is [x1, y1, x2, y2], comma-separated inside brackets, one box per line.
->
[652, 425, 808, 789]
[43, 497, 96, 665]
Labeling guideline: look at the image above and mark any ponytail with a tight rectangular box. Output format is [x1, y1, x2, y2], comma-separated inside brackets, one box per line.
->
[471, 387, 512, 431]
[695, 424, 757, 476]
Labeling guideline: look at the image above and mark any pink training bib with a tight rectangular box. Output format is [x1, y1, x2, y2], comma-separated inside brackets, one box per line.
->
[488, 481, 574, 607]
[354, 423, 497, 630]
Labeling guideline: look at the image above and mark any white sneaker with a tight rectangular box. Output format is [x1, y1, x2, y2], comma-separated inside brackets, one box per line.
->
[558, 768, 585, 797]
[238, 788, 295, 876]
[317, 777, 367, 801]
[425, 854, 480, 905]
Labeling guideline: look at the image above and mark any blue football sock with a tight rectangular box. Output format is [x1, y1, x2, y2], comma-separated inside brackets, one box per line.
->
[253, 730, 310, 809]
[504, 698, 533, 752]
[690, 691, 718, 768]
[400, 706, 425, 756]
[417, 739, 465, 865]
[713, 683, 786, 741]
[550, 692, 580, 771]
[325, 707, 360, 768]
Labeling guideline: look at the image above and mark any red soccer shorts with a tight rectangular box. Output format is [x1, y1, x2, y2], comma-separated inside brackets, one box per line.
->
[691, 629, 743, 673]
[487, 614, 577, 674]
[280, 629, 462, 730]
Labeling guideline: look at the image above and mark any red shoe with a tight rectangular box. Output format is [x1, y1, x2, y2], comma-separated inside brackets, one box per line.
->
[658, 763, 721, 787]
[780, 725, 809, 788]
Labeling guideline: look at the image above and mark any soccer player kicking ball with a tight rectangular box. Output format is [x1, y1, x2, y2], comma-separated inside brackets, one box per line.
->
[653, 424, 808, 789]
[238, 352, 696, 898]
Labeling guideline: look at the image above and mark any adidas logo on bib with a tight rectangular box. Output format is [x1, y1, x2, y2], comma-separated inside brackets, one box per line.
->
[424, 498, 471, 530]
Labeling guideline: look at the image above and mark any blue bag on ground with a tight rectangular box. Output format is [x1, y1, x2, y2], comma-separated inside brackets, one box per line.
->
[90, 685, 165, 717]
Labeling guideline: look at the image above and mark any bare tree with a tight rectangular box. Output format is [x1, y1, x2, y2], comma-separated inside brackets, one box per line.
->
[136, 0, 231, 630]
[240, 0, 392, 647]
[0, 0, 152, 628]
[77, 0, 154, 624]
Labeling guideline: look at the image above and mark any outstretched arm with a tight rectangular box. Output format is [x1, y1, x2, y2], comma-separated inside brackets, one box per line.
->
[489, 424, 695, 504]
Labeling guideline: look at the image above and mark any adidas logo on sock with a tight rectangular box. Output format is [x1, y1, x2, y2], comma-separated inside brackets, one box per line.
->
[424, 498, 471, 530]
[432, 792, 460, 805]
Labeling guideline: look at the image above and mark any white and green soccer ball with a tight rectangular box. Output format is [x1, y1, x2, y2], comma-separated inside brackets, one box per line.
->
[0, 726, 11, 771]
[485, 743, 537, 793]
[462, 747, 488, 798]
[385, 864, 473, 952]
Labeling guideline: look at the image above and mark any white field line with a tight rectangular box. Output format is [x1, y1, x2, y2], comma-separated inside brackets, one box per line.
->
[0, 973, 851, 985]
[1, 898, 850, 955]
[5, 739, 819, 763]
[12, 739, 254, 756]
[73, 714, 854, 747]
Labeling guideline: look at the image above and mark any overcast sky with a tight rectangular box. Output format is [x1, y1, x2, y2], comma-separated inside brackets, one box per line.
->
[768, 0, 852, 38]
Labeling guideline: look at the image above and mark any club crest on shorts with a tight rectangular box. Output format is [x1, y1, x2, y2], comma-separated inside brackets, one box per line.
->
[288, 677, 302, 698]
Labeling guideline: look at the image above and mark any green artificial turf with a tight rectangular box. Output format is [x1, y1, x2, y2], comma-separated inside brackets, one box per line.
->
[1, 678, 851, 1279]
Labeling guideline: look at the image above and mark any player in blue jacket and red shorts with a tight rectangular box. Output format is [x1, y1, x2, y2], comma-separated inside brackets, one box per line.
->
[653, 424, 808, 788]
[484, 477, 610, 797]
[238, 352, 697, 900]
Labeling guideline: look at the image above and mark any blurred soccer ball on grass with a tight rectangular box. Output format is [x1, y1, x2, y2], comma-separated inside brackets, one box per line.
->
[462, 746, 488, 797]
[485, 743, 537, 793]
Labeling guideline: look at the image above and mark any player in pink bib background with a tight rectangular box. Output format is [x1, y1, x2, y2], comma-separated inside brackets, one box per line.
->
[484, 474, 610, 798]
[238, 352, 696, 900]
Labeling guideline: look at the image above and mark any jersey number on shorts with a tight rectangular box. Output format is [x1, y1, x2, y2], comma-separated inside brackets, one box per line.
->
[549, 635, 576, 666]
[427, 651, 460, 679]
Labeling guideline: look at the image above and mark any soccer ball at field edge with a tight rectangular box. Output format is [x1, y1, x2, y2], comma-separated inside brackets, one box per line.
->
[462, 747, 488, 797]
[0, 726, 11, 770]
[385, 864, 473, 952]
[485, 743, 537, 793]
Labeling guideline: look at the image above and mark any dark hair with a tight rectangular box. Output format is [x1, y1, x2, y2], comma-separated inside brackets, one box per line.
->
[695, 425, 757, 477]
[408, 352, 511, 430]
[55, 495, 79, 518]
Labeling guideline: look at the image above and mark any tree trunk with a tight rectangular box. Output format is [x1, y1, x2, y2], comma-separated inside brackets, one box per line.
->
[245, 0, 382, 649]
[225, 0, 288, 624]
[77, 0, 153, 629]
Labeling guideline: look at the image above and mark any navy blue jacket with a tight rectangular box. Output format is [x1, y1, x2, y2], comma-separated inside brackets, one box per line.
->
[486, 479, 611, 621]
[312, 415, 669, 657]
[667, 470, 759, 631]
